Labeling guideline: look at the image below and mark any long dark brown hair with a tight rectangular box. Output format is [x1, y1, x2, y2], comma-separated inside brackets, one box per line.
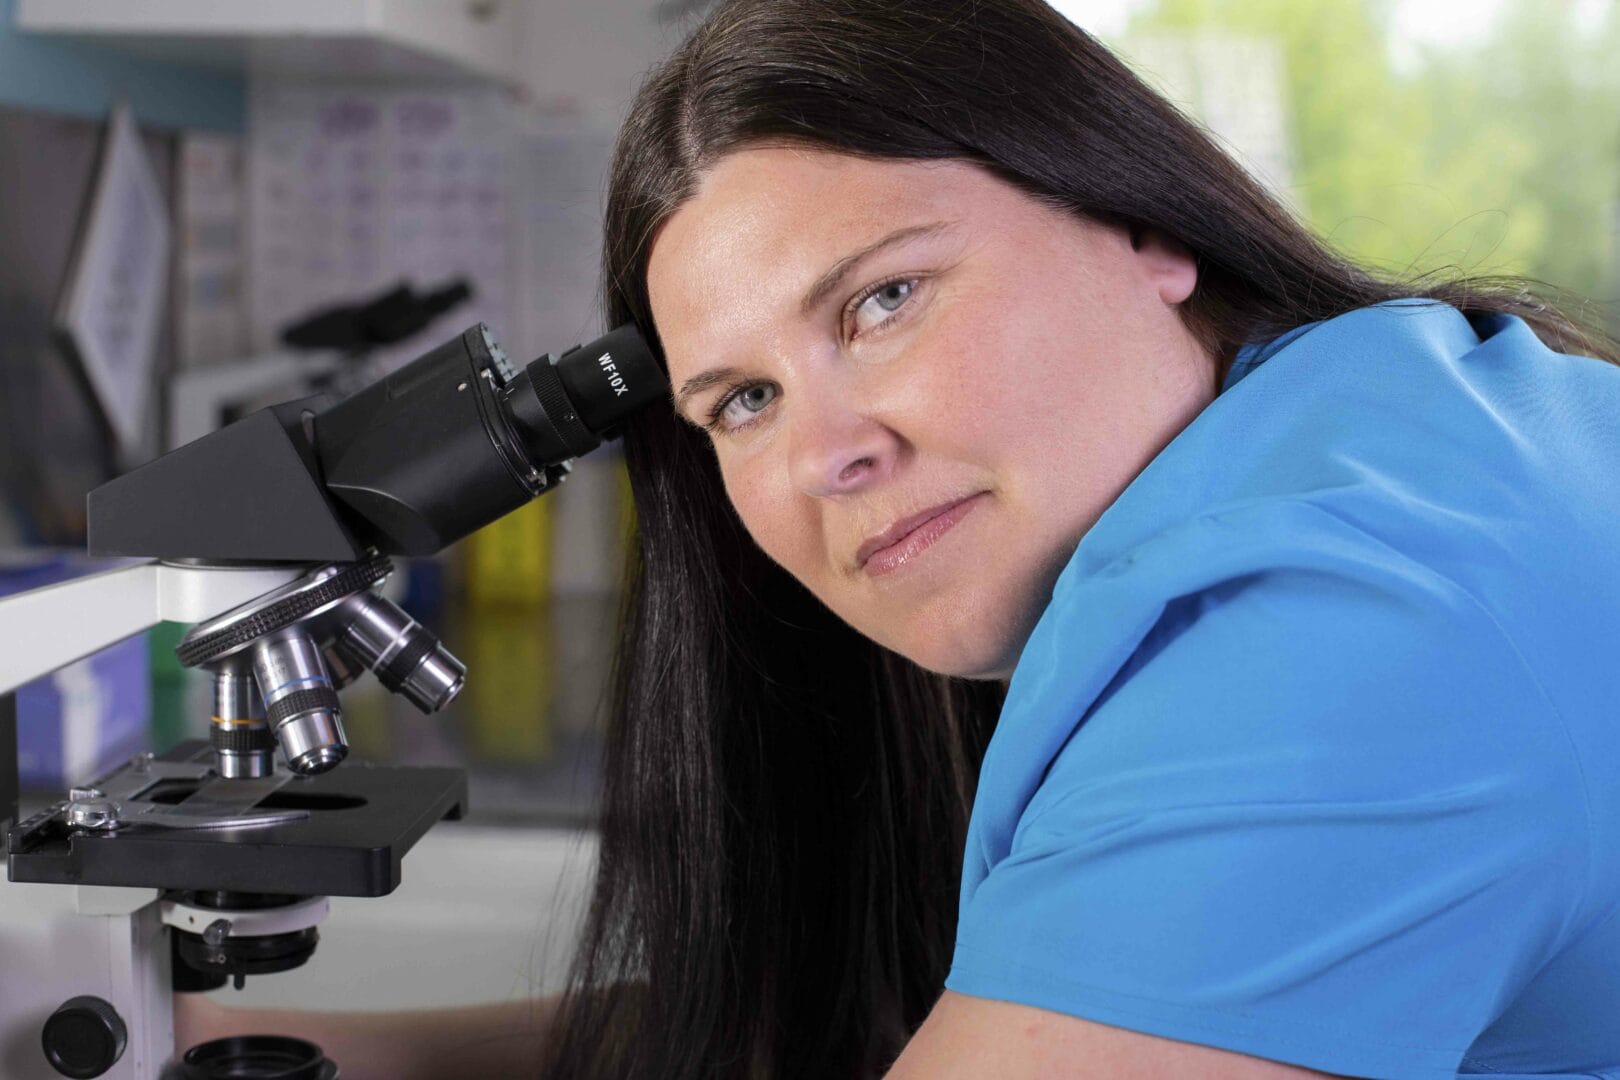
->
[537, 1, 1620, 1076]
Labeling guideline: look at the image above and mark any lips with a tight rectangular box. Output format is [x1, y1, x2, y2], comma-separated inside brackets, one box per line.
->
[855, 493, 987, 574]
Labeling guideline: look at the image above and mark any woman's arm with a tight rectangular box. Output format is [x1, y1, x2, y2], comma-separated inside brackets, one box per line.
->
[173, 992, 558, 1080]
[885, 992, 1340, 1079]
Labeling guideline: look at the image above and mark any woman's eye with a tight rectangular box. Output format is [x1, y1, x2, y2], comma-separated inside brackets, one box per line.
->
[713, 382, 778, 430]
[850, 279, 917, 336]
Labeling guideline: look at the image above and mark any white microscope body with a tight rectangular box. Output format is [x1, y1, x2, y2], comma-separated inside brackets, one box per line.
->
[0, 562, 303, 1080]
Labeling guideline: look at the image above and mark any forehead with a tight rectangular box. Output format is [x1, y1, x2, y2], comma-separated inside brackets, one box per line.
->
[655, 148, 977, 269]
[646, 148, 1012, 370]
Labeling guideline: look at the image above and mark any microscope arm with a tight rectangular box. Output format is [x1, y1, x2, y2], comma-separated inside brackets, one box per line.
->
[0, 561, 303, 696]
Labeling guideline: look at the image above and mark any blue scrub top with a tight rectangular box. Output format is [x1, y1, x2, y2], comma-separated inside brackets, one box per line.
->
[946, 299, 1620, 1078]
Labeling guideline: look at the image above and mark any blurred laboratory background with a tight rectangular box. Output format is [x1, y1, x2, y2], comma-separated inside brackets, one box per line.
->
[0, 0, 1615, 1011]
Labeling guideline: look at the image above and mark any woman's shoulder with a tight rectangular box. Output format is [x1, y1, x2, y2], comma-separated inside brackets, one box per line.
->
[970, 296, 1620, 915]
[970, 489, 1600, 938]
[1052, 297, 1620, 698]
[1084, 299, 1617, 564]
[955, 296, 1620, 1080]
[955, 497, 1599, 1076]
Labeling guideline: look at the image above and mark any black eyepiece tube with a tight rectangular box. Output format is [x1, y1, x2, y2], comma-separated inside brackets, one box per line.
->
[503, 323, 665, 465]
[87, 322, 665, 561]
[314, 322, 665, 557]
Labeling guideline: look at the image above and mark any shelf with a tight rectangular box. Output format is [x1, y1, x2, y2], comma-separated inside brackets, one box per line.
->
[15, 0, 526, 87]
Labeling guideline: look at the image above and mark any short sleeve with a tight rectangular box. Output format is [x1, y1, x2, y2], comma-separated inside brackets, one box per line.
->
[946, 556, 1590, 1079]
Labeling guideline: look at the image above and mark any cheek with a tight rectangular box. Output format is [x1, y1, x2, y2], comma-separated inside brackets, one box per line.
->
[719, 455, 819, 576]
[879, 302, 1008, 454]
[909, 280, 1096, 478]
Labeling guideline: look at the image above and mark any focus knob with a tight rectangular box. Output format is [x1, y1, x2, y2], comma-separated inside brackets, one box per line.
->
[42, 995, 127, 1078]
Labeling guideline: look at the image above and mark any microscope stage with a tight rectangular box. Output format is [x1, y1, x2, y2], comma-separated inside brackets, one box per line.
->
[6, 742, 467, 897]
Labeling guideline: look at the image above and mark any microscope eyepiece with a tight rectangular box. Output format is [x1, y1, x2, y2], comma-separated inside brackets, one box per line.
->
[502, 323, 665, 464]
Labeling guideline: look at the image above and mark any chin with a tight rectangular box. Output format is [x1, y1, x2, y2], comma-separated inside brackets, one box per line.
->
[925, 653, 1017, 683]
[827, 565, 1045, 681]
[924, 575, 1052, 680]
[886, 625, 1019, 683]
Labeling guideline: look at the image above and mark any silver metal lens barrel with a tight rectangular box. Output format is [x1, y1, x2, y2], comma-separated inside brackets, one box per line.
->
[320, 638, 364, 690]
[211, 659, 274, 779]
[251, 628, 347, 775]
[334, 592, 466, 713]
[214, 669, 260, 719]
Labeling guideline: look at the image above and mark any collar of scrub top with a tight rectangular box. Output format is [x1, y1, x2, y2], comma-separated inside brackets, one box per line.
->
[1222, 319, 1326, 394]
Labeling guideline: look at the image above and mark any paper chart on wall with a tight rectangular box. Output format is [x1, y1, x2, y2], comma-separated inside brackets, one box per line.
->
[511, 108, 617, 355]
[56, 103, 172, 454]
[176, 132, 248, 369]
[248, 84, 515, 373]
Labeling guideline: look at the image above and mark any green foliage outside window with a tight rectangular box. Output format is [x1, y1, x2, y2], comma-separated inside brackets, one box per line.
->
[1113, 0, 1620, 332]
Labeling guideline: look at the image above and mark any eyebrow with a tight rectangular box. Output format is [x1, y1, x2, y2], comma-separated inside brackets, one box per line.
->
[797, 220, 954, 317]
[672, 220, 955, 417]
[672, 367, 744, 420]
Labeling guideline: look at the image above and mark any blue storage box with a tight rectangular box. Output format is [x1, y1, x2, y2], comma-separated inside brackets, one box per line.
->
[0, 554, 152, 788]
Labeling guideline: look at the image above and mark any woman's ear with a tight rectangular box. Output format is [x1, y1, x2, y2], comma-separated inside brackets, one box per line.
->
[1128, 225, 1199, 306]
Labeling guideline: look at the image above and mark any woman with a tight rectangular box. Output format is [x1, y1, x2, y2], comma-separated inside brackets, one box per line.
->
[181, 0, 1620, 1075]
[544, 0, 1620, 1075]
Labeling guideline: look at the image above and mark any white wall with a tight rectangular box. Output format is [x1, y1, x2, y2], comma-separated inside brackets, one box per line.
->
[202, 825, 599, 1011]
[518, 0, 687, 124]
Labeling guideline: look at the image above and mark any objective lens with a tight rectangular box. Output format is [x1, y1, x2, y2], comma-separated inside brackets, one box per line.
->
[333, 592, 465, 713]
[210, 658, 274, 779]
[251, 628, 347, 775]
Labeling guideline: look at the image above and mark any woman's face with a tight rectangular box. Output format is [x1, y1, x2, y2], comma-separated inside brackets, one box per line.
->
[647, 148, 1216, 680]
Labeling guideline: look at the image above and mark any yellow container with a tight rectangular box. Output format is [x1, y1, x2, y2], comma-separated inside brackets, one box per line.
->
[463, 606, 554, 762]
[464, 497, 553, 607]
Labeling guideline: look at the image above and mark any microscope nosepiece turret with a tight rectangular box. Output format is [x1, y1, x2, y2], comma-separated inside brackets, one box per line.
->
[179, 560, 385, 776]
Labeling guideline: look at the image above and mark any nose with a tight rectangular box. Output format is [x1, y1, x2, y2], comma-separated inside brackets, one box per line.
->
[786, 382, 901, 498]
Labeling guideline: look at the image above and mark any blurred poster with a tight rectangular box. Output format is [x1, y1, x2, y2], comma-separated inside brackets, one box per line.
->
[55, 103, 171, 455]
[510, 102, 628, 596]
[510, 101, 617, 354]
[247, 83, 514, 372]
[175, 132, 248, 368]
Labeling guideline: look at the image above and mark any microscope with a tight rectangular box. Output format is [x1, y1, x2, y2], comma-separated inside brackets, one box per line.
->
[0, 322, 664, 1079]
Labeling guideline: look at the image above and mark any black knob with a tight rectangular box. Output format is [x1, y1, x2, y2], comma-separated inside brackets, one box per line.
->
[42, 996, 127, 1078]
